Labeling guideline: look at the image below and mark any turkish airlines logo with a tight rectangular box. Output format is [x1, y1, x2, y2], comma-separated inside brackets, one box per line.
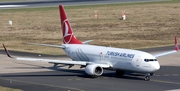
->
[62, 19, 73, 44]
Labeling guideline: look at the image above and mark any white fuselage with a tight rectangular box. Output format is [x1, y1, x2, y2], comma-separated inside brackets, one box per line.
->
[63, 44, 160, 73]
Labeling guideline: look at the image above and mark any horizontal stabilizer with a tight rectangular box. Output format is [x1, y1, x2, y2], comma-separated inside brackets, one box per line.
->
[27, 42, 65, 49]
[82, 40, 93, 44]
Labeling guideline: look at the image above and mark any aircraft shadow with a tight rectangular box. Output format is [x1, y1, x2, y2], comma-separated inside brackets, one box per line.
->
[1, 71, 144, 81]
[2, 62, 146, 81]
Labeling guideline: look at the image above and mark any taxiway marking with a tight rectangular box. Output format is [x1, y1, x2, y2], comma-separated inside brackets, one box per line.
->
[166, 89, 180, 91]
[65, 73, 179, 81]
[0, 78, 84, 91]
[152, 80, 180, 85]
[0, 5, 28, 8]
[155, 74, 179, 77]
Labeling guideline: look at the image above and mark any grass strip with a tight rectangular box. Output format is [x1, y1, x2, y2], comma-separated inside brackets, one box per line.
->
[0, 86, 22, 91]
[0, 0, 180, 55]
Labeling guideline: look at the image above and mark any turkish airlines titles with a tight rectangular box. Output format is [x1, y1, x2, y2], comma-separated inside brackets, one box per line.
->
[106, 51, 135, 59]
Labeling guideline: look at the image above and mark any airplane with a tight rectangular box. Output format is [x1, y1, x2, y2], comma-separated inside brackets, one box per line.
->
[2, 5, 179, 81]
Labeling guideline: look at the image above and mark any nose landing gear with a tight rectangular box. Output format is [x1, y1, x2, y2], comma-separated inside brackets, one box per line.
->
[144, 73, 150, 81]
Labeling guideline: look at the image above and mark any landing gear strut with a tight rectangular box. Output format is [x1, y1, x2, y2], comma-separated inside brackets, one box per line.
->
[53, 63, 58, 67]
[144, 73, 150, 81]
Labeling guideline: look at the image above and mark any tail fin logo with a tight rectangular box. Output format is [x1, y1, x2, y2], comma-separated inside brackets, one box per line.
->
[60, 5, 82, 44]
[62, 19, 73, 44]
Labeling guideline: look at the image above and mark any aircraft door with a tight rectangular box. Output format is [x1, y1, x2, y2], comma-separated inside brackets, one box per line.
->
[136, 56, 142, 67]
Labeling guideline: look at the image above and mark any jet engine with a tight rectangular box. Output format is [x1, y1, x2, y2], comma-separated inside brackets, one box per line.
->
[85, 64, 103, 76]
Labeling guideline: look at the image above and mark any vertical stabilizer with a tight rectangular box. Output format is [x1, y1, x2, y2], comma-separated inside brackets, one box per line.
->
[59, 5, 82, 44]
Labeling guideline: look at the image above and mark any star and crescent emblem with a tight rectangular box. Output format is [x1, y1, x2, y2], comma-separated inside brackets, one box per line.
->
[62, 19, 73, 44]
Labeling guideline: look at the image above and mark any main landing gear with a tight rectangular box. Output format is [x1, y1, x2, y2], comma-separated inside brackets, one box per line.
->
[116, 70, 125, 77]
[116, 70, 153, 81]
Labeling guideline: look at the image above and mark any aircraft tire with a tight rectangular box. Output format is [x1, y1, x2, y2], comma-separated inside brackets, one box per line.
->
[144, 76, 150, 81]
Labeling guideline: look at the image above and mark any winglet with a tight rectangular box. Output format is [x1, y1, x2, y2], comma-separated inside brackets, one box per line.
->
[2, 44, 13, 58]
[174, 36, 179, 51]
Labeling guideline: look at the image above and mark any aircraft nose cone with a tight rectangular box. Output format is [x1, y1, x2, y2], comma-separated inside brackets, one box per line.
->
[153, 62, 160, 71]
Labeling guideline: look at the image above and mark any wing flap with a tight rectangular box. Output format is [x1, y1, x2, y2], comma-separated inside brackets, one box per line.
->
[16, 57, 111, 68]
[16, 57, 87, 65]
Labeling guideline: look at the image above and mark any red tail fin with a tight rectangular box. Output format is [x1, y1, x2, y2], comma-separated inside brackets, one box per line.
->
[59, 5, 82, 44]
[174, 36, 179, 51]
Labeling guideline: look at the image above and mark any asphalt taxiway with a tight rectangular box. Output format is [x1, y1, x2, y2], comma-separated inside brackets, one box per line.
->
[0, 0, 179, 90]
[0, 0, 162, 9]
[0, 46, 180, 91]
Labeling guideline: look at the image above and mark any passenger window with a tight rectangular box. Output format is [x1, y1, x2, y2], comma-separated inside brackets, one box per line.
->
[144, 59, 157, 62]
[144, 59, 149, 62]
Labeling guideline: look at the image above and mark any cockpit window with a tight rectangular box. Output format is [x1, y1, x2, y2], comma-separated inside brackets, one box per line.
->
[144, 59, 157, 62]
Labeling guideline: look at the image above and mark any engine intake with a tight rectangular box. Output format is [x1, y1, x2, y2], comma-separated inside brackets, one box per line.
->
[85, 64, 103, 76]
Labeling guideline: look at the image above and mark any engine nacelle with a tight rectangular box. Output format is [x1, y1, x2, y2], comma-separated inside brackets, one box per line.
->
[85, 64, 103, 76]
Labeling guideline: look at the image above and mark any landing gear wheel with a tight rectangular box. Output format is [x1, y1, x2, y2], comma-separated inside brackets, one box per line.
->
[150, 73, 155, 76]
[116, 70, 125, 77]
[144, 76, 150, 81]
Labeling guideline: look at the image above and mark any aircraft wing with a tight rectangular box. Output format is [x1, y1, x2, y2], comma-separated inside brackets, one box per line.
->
[153, 37, 179, 58]
[153, 50, 177, 58]
[2, 44, 110, 68]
